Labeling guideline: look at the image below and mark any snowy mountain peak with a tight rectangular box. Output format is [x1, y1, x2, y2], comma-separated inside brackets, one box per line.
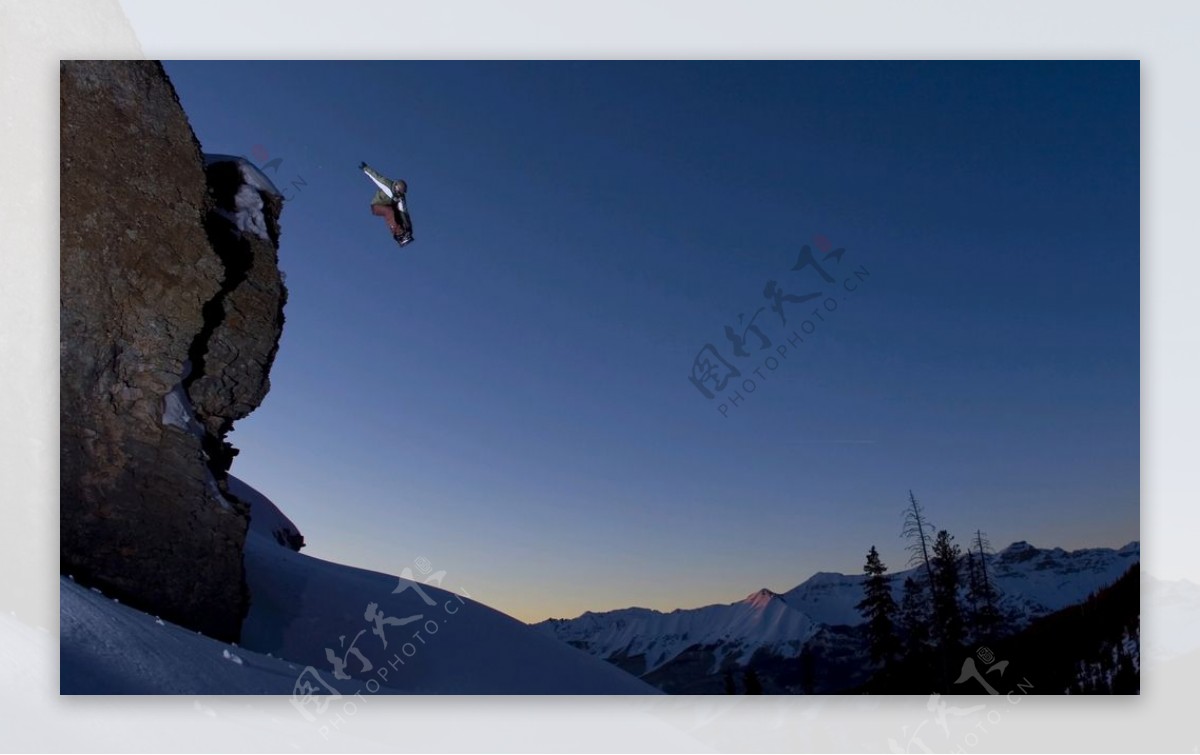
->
[805, 571, 855, 584]
[1002, 540, 1036, 553]
[743, 588, 782, 609]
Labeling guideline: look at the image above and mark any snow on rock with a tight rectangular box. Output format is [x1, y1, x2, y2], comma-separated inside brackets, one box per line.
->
[202, 154, 283, 196]
[202, 154, 281, 241]
[161, 382, 205, 437]
[237, 159, 283, 198]
[234, 183, 269, 239]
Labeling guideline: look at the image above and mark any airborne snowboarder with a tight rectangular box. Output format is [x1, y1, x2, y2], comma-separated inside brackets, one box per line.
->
[360, 162, 413, 246]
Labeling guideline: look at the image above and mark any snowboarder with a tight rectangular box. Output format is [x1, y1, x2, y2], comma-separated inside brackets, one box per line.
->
[360, 162, 413, 246]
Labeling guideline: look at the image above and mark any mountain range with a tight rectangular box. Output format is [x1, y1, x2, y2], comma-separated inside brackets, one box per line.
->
[534, 540, 1139, 692]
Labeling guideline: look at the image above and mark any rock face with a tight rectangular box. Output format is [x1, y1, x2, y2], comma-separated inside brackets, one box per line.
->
[60, 61, 289, 641]
[187, 159, 288, 475]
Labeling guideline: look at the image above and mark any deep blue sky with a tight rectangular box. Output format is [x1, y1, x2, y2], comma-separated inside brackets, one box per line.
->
[164, 61, 1139, 622]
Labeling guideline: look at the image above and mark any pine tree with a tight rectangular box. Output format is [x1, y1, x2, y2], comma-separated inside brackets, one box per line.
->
[856, 546, 900, 668]
[898, 576, 932, 659]
[964, 549, 982, 619]
[930, 529, 964, 651]
[901, 491, 936, 587]
[966, 529, 1002, 642]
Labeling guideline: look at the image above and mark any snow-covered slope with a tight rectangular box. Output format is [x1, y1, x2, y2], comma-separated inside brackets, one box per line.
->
[61, 477, 657, 695]
[776, 572, 866, 627]
[984, 540, 1140, 618]
[60, 575, 363, 694]
[230, 473, 303, 548]
[538, 541, 1140, 679]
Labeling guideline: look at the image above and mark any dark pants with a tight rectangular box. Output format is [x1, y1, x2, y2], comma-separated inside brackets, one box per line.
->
[372, 203, 402, 235]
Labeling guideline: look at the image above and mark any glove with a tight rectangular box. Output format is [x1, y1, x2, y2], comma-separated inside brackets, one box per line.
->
[358, 161, 367, 170]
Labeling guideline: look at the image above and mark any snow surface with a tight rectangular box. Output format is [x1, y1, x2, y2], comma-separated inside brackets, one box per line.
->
[60, 478, 658, 695]
[229, 473, 302, 549]
[61, 576, 349, 694]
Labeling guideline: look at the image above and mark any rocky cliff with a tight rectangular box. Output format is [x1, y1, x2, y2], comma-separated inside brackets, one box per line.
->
[188, 157, 288, 478]
[60, 61, 289, 642]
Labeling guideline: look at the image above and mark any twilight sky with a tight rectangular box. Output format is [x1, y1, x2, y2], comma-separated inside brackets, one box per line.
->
[163, 61, 1139, 623]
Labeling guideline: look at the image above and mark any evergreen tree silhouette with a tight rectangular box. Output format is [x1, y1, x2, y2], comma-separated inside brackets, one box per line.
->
[902, 491, 937, 587]
[898, 575, 932, 660]
[856, 546, 900, 672]
[966, 529, 1002, 642]
[901, 492, 942, 686]
[930, 529, 965, 653]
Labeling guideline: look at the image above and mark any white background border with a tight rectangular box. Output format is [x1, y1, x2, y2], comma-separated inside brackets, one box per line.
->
[3, 0, 1195, 750]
